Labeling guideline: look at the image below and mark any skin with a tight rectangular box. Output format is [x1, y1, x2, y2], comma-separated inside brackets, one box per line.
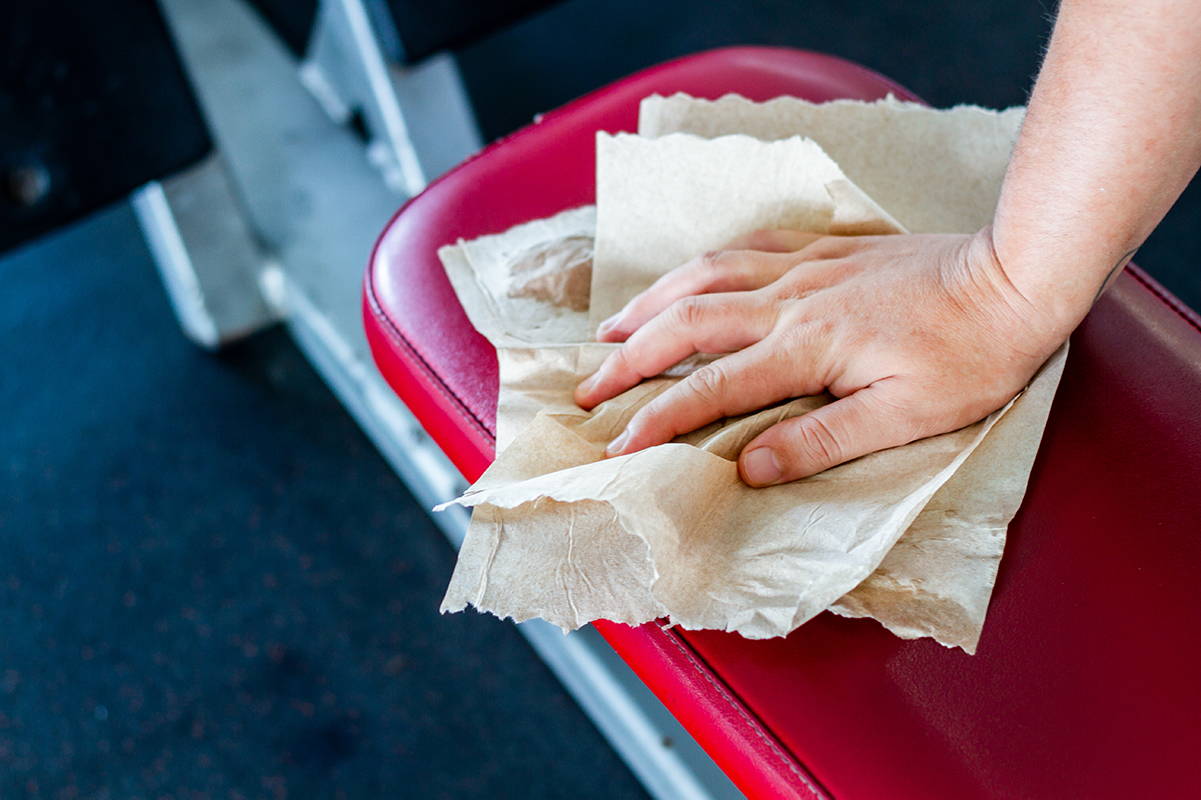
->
[575, 0, 1201, 487]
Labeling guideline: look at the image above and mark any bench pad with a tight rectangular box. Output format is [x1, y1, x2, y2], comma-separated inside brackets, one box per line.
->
[364, 47, 1201, 799]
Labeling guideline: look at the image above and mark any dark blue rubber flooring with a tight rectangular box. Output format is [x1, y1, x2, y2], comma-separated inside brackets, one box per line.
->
[0, 203, 646, 798]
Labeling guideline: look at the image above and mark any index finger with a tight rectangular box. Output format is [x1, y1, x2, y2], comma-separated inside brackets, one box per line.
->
[576, 292, 772, 410]
[605, 341, 795, 456]
[597, 250, 792, 343]
[597, 232, 827, 342]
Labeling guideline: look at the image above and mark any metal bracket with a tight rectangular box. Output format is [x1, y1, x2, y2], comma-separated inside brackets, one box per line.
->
[299, 0, 483, 194]
[132, 154, 275, 349]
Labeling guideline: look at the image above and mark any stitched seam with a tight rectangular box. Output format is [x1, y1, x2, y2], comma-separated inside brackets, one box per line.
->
[656, 623, 827, 800]
[368, 301, 494, 444]
[1128, 268, 1201, 337]
[365, 280, 496, 444]
[366, 287, 494, 442]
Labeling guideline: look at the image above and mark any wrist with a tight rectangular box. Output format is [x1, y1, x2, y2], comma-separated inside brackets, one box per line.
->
[985, 222, 1123, 340]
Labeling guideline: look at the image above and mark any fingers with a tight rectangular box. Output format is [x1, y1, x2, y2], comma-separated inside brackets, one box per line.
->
[605, 342, 796, 456]
[738, 381, 920, 486]
[597, 249, 797, 342]
[576, 293, 773, 410]
[597, 232, 840, 342]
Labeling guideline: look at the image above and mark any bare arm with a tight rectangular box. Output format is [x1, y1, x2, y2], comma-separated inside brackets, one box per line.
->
[576, 0, 1201, 485]
[996, 0, 1201, 334]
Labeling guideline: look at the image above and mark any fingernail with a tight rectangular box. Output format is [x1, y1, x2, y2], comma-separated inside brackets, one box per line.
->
[596, 316, 618, 337]
[606, 429, 630, 456]
[742, 448, 782, 486]
[578, 373, 598, 394]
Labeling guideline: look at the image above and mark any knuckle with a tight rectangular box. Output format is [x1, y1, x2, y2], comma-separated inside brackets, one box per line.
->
[614, 337, 677, 382]
[795, 414, 844, 466]
[689, 251, 727, 289]
[668, 295, 709, 328]
[611, 345, 642, 377]
[699, 250, 729, 273]
[696, 249, 749, 283]
[801, 235, 851, 261]
[767, 276, 816, 302]
[693, 249, 772, 293]
[685, 363, 729, 403]
[775, 315, 833, 346]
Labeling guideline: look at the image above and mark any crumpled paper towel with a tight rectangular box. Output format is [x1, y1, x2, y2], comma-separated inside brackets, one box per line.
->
[639, 92, 1026, 234]
[434, 96, 1064, 653]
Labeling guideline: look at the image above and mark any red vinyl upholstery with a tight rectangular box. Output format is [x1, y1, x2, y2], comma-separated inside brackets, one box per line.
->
[364, 47, 1201, 798]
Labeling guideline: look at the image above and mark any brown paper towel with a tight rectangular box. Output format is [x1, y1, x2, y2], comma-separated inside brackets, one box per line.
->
[637, 94, 1063, 650]
[639, 92, 1025, 234]
[436, 99, 1063, 652]
[590, 132, 903, 326]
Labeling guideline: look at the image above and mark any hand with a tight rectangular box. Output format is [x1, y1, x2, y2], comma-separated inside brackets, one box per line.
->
[574, 227, 1066, 486]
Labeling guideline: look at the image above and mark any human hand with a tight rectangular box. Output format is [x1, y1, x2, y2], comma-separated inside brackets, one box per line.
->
[574, 228, 1067, 486]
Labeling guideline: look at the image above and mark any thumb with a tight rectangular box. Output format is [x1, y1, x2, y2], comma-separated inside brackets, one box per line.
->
[738, 383, 917, 486]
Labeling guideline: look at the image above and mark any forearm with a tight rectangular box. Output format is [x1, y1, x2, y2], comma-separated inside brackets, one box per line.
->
[993, 0, 1201, 335]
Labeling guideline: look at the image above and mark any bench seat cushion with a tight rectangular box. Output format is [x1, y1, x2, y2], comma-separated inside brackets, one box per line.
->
[364, 47, 1201, 798]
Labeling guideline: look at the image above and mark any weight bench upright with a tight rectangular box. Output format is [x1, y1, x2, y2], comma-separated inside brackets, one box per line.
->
[364, 47, 1201, 798]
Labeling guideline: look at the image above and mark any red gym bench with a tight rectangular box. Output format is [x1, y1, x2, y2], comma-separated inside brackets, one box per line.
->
[364, 47, 1201, 798]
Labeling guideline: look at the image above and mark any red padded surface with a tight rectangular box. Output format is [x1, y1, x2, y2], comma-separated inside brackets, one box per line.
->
[364, 47, 1201, 798]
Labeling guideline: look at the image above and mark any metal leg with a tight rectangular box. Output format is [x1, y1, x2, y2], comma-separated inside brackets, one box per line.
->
[154, 0, 739, 796]
[300, 0, 483, 193]
[132, 154, 275, 349]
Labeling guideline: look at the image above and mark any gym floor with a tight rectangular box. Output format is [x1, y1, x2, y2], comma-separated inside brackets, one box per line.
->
[2, 2, 1197, 798]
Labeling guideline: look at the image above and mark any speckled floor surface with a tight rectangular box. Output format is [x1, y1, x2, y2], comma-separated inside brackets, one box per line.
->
[0, 203, 646, 798]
